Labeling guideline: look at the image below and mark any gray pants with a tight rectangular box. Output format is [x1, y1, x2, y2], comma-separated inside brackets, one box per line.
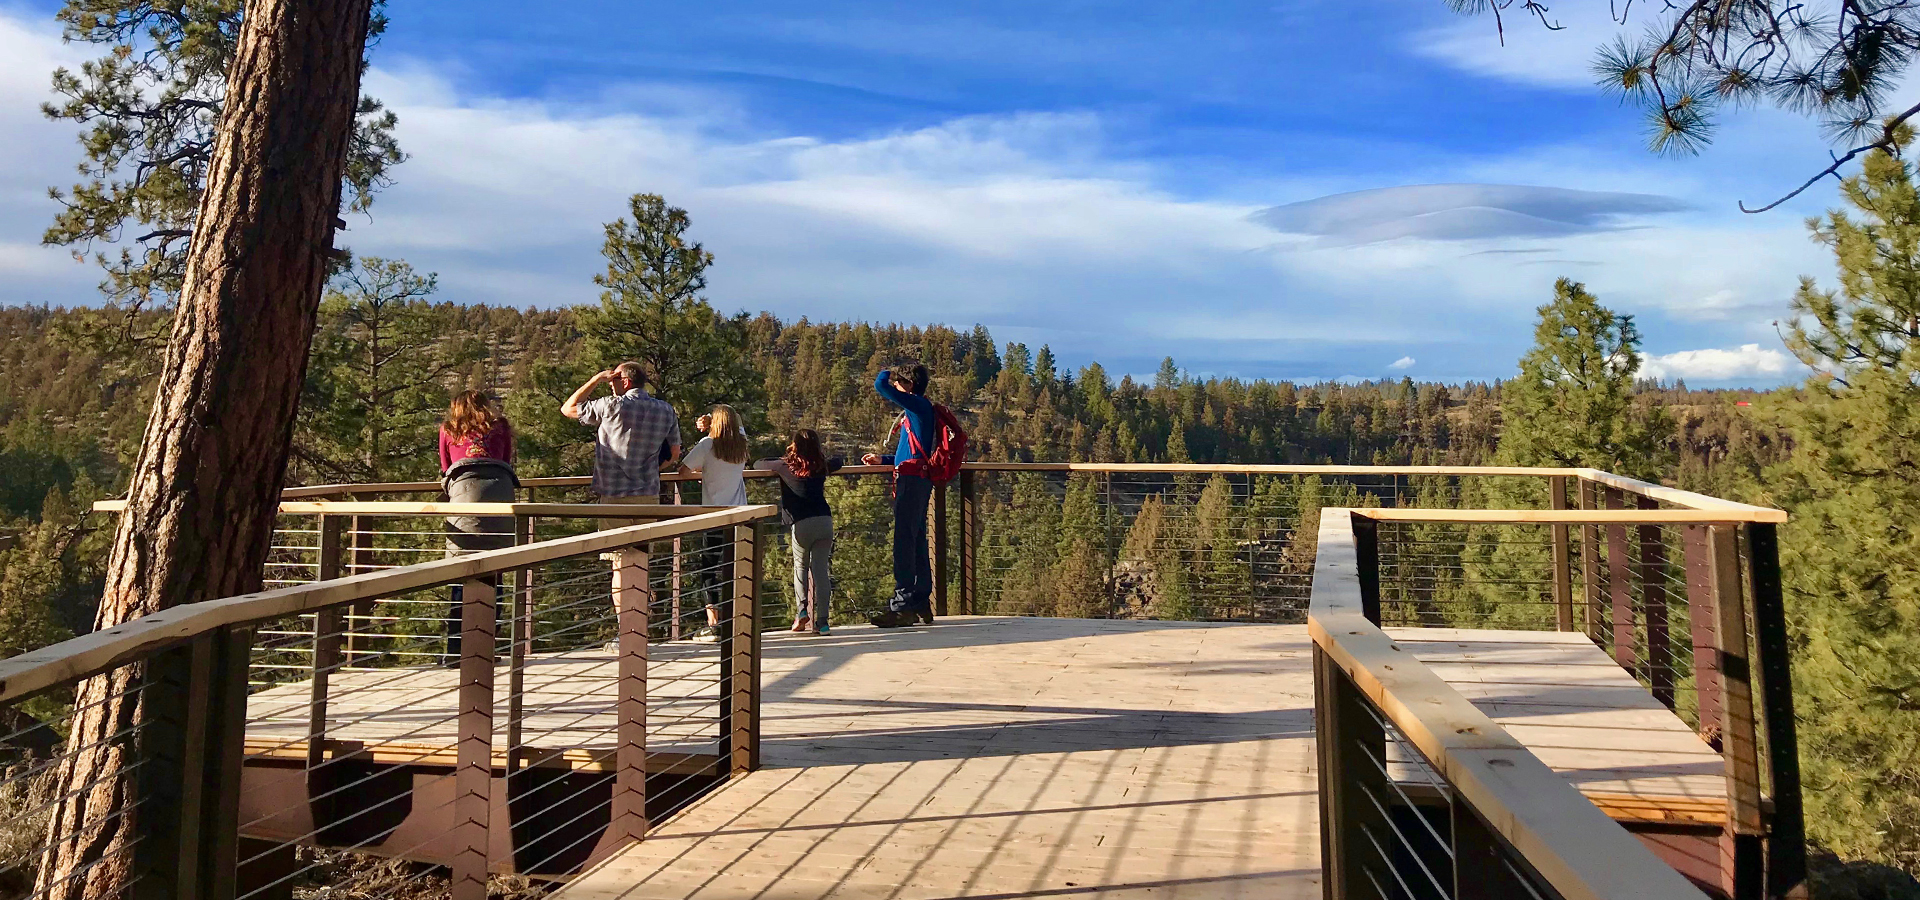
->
[447, 467, 515, 554]
[790, 515, 834, 625]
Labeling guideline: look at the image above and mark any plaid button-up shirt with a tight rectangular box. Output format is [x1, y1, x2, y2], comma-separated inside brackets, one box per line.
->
[577, 388, 681, 499]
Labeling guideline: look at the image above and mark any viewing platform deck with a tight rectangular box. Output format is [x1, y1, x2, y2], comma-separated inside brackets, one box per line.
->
[501, 616, 1720, 900]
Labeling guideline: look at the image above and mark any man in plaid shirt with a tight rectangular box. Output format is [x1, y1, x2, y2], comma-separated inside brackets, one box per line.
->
[562, 361, 681, 504]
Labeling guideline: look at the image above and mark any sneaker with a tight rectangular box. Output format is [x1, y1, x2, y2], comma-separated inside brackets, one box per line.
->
[815, 625, 831, 635]
[790, 617, 811, 633]
[915, 610, 935, 625]
[867, 609, 916, 629]
[691, 624, 730, 643]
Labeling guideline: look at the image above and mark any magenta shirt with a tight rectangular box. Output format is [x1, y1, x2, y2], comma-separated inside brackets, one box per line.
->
[439, 420, 514, 473]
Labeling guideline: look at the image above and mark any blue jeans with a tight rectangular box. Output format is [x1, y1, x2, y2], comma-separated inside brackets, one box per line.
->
[888, 474, 933, 615]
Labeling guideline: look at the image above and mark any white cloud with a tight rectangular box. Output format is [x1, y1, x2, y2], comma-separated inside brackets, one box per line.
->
[0, 7, 1822, 385]
[1410, 1, 1632, 90]
[1389, 356, 1415, 370]
[1641, 343, 1800, 382]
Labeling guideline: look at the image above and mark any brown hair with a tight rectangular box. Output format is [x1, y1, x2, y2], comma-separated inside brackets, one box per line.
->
[443, 390, 505, 441]
[707, 404, 748, 464]
[785, 428, 828, 479]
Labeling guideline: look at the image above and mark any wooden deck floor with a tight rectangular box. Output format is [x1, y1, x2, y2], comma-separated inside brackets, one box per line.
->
[549, 618, 1726, 900]
[240, 618, 1725, 898]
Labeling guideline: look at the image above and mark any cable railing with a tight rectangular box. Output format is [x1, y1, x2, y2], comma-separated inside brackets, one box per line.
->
[63, 462, 1803, 900]
[0, 505, 773, 900]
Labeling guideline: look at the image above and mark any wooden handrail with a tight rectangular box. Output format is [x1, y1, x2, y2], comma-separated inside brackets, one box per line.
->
[1309, 508, 1707, 900]
[108, 463, 1785, 519]
[91, 501, 753, 517]
[0, 505, 778, 705]
[1353, 507, 1785, 524]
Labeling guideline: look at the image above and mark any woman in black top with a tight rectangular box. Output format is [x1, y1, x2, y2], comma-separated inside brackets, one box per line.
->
[754, 429, 842, 634]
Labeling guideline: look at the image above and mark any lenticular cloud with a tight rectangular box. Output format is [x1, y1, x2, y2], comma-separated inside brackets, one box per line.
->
[1252, 183, 1688, 246]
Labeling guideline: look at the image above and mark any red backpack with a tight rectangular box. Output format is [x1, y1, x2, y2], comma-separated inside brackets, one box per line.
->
[897, 404, 968, 485]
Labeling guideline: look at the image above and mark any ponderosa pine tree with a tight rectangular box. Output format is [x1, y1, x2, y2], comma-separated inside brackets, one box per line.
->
[295, 257, 480, 483]
[579, 194, 761, 425]
[1764, 138, 1920, 874]
[42, 0, 403, 325]
[1498, 278, 1673, 480]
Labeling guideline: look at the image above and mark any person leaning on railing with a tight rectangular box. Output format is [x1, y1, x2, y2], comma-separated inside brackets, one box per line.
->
[756, 428, 844, 635]
[680, 404, 750, 643]
[439, 389, 518, 660]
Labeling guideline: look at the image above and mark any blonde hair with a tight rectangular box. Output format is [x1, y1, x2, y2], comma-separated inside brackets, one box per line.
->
[707, 404, 748, 464]
[443, 390, 504, 441]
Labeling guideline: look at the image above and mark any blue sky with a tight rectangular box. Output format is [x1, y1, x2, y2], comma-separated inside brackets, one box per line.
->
[0, 0, 1861, 385]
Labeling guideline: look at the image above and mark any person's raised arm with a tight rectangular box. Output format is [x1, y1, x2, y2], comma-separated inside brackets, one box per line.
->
[561, 369, 613, 420]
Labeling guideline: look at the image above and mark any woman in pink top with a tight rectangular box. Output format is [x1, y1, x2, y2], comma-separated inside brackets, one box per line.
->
[440, 391, 517, 661]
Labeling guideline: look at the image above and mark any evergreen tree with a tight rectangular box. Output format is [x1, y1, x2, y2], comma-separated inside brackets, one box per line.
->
[1766, 139, 1920, 874]
[41, 0, 403, 319]
[1498, 278, 1673, 480]
[295, 257, 475, 483]
[579, 193, 762, 424]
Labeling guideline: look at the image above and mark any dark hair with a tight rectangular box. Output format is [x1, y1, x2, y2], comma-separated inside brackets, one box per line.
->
[888, 361, 929, 396]
[785, 428, 829, 478]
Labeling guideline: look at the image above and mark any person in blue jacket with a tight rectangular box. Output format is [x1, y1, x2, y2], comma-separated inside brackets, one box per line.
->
[862, 362, 937, 627]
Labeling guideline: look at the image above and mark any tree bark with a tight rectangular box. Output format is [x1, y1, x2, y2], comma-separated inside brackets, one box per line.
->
[39, 1, 375, 897]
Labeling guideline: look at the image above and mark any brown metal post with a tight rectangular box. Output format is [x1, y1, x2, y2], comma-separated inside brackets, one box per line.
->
[347, 515, 375, 662]
[1745, 523, 1807, 900]
[1579, 480, 1603, 641]
[959, 470, 977, 616]
[1549, 476, 1573, 632]
[1605, 487, 1635, 667]
[1683, 525, 1725, 745]
[1710, 525, 1765, 900]
[671, 482, 684, 639]
[729, 524, 761, 774]
[452, 578, 496, 900]
[932, 482, 949, 617]
[308, 516, 346, 780]
[609, 547, 650, 851]
[506, 514, 531, 772]
[1637, 496, 1673, 707]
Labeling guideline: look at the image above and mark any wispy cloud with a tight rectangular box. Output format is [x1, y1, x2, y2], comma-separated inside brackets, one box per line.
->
[1389, 356, 1416, 370]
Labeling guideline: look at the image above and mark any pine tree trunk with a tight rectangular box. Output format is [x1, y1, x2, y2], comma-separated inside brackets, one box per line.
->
[38, 0, 375, 897]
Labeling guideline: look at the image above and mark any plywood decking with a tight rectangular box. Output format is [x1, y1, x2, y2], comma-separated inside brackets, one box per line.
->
[1385, 627, 1727, 826]
[562, 618, 1322, 900]
[238, 618, 1726, 897]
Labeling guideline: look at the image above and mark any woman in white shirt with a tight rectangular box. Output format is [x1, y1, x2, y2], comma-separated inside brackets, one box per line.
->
[678, 404, 750, 642]
[680, 404, 749, 506]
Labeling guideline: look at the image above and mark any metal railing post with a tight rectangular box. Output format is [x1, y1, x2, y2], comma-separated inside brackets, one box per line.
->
[1605, 487, 1635, 666]
[932, 482, 949, 618]
[451, 578, 496, 900]
[1352, 515, 1380, 626]
[610, 547, 650, 850]
[1579, 479, 1603, 641]
[1312, 646, 1385, 900]
[1638, 496, 1674, 707]
[506, 514, 531, 773]
[960, 470, 977, 616]
[729, 524, 760, 774]
[1710, 525, 1765, 900]
[1683, 525, 1725, 745]
[1549, 475, 1574, 631]
[308, 516, 346, 817]
[1745, 523, 1807, 900]
[671, 482, 684, 639]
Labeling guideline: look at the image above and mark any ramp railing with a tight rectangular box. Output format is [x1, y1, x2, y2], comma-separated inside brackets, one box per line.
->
[0, 505, 773, 900]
